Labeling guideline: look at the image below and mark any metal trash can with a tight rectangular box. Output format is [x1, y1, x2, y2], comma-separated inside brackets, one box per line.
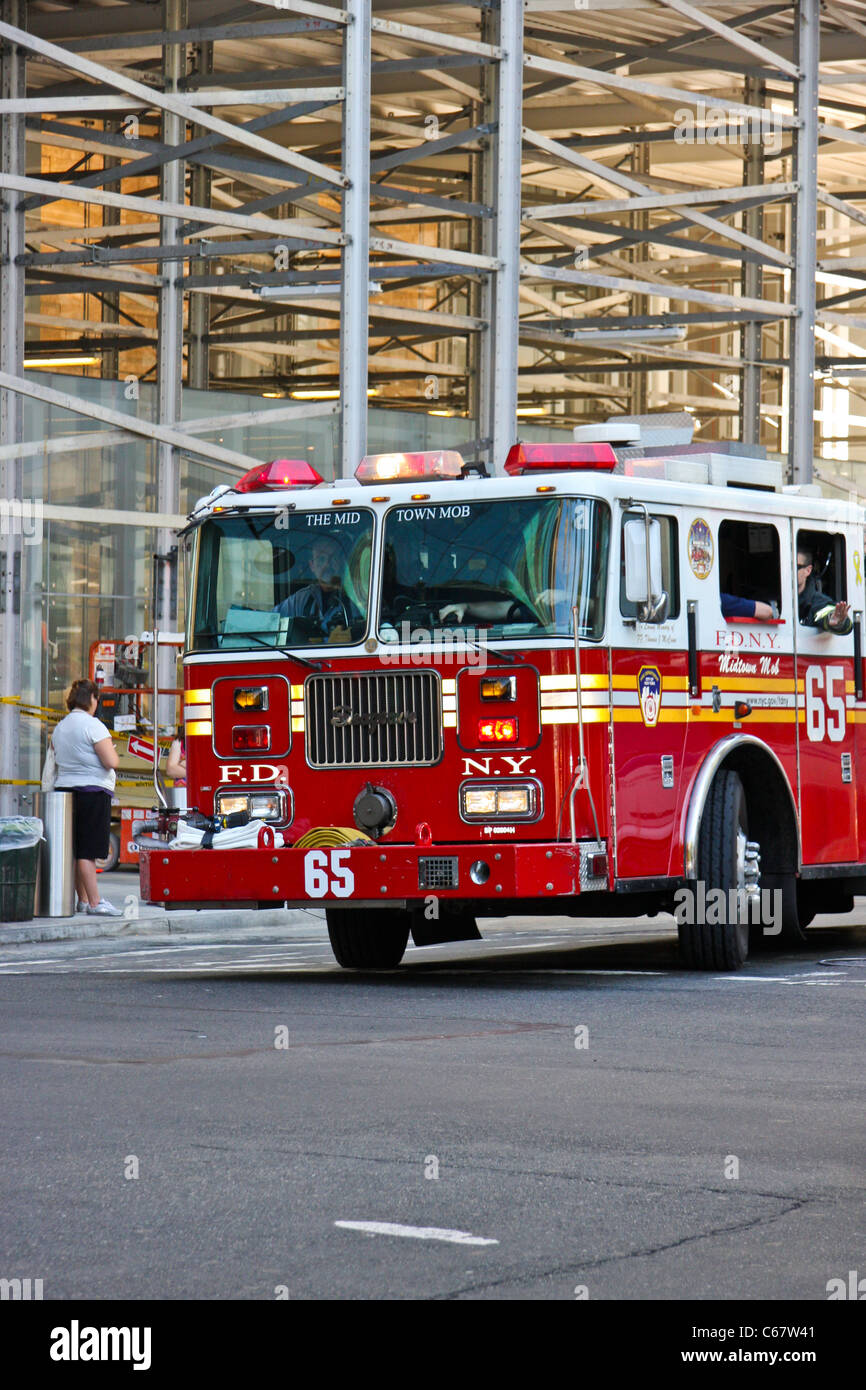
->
[0, 817, 43, 923]
[33, 791, 75, 918]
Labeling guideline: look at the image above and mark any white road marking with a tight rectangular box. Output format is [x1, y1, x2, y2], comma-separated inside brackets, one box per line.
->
[719, 975, 843, 985]
[334, 1220, 498, 1246]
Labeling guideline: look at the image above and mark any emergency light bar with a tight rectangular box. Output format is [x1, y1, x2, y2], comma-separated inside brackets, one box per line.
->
[356, 449, 465, 484]
[234, 458, 324, 492]
[504, 442, 617, 475]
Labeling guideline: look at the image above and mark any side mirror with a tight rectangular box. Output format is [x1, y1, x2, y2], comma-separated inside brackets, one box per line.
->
[624, 515, 668, 623]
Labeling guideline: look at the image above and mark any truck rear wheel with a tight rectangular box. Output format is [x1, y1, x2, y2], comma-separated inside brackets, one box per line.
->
[326, 908, 410, 969]
[679, 769, 752, 972]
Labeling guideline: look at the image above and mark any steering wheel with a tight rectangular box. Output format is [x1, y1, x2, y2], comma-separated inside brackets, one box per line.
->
[389, 594, 418, 618]
[326, 595, 351, 631]
[285, 615, 321, 642]
[505, 600, 535, 623]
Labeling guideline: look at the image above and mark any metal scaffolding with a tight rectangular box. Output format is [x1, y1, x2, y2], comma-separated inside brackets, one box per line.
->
[3, 0, 866, 804]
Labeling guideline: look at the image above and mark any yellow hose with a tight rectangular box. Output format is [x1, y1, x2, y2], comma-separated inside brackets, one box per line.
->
[291, 826, 374, 848]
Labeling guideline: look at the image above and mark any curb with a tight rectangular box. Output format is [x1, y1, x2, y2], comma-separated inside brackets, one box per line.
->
[0, 906, 324, 945]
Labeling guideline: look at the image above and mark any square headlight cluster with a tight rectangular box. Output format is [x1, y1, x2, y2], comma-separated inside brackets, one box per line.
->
[461, 781, 539, 821]
[214, 789, 290, 824]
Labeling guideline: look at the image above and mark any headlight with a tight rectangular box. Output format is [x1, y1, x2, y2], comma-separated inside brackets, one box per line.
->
[234, 686, 269, 711]
[497, 787, 532, 815]
[460, 781, 540, 821]
[463, 787, 497, 816]
[480, 676, 516, 701]
[214, 789, 291, 824]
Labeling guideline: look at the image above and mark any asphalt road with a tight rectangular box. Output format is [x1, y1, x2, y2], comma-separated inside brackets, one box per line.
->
[1, 911, 865, 1301]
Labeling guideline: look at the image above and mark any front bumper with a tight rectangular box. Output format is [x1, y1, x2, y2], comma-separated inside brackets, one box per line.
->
[140, 839, 609, 909]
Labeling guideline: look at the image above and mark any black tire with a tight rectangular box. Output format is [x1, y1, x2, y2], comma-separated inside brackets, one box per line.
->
[326, 908, 410, 969]
[679, 770, 751, 971]
[95, 831, 120, 874]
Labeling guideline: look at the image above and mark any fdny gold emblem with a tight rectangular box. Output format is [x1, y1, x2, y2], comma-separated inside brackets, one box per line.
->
[638, 666, 662, 728]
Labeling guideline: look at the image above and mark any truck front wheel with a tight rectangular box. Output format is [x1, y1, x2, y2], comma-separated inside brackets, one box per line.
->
[326, 908, 410, 969]
[679, 769, 752, 972]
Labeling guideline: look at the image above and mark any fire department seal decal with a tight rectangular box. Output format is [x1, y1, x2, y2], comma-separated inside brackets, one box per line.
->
[638, 665, 662, 728]
[687, 517, 713, 579]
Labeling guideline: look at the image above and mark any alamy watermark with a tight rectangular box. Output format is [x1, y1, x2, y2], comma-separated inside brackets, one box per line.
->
[674, 883, 782, 936]
[379, 624, 489, 671]
[0, 1276, 43, 1299]
[674, 100, 783, 153]
[826, 1269, 866, 1299]
[0, 497, 42, 545]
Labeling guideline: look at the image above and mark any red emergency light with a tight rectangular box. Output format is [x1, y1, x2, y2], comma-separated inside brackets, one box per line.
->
[355, 450, 465, 484]
[504, 442, 617, 475]
[234, 458, 324, 492]
[477, 717, 519, 743]
[231, 725, 270, 751]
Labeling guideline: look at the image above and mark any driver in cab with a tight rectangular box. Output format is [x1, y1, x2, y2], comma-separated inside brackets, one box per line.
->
[274, 535, 352, 641]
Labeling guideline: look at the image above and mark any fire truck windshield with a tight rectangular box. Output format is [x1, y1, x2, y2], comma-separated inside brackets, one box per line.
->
[379, 496, 609, 642]
[191, 510, 374, 650]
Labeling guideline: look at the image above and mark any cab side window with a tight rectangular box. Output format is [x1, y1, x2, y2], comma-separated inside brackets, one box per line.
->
[796, 529, 846, 625]
[619, 514, 680, 619]
[718, 520, 781, 615]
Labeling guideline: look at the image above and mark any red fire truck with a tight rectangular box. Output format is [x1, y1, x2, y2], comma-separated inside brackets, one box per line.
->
[139, 432, 865, 972]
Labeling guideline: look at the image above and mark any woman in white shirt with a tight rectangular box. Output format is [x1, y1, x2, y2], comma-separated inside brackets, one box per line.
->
[51, 678, 120, 916]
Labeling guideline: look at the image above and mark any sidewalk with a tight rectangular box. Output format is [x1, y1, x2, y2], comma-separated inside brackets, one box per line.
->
[0, 869, 324, 944]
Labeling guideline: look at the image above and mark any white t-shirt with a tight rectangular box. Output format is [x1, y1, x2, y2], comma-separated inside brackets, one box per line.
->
[52, 710, 116, 792]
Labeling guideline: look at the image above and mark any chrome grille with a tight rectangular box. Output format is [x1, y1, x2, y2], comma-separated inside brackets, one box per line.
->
[305, 671, 442, 767]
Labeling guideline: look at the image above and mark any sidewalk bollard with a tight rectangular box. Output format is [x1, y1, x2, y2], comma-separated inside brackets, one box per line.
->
[33, 791, 75, 918]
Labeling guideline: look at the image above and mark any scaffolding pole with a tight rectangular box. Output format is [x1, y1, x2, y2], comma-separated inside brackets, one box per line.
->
[741, 77, 765, 447]
[339, 0, 370, 475]
[0, 0, 25, 815]
[789, 0, 820, 482]
[479, 0, 522, 474]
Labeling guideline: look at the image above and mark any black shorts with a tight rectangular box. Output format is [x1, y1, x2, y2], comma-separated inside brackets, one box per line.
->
[68, 790, 112, 861]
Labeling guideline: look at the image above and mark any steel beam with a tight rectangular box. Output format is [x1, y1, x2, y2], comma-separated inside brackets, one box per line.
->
[476, 0, 522, 474]
[740, 77, 765, 446]
[526, 183, 798, 221]
[0, 370, 265, 471]
[0, 87, 345, 112]
[788, 0, 820, 482]
[246, 0, 350, 23]
[20, 99, 343, 216]
[370, 122, 493, 174]
[0, 399, 339, 462]
[155, 0, 186, 692]
[522, 51, 800, 127]
[370, 16, 501, 59]
[0, 18, 349, 188]
[522, 126, 792, 267]
[339, 0, 371, 474]
[523, 261, 796, 317]
[0, 173, 345, 245]
[653, 0, 800, 78]
[188, 39, 212, 391]
[0, 0, 24, 815]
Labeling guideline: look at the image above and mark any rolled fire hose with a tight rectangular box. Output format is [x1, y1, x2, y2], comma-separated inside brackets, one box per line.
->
[292, 827, 374, 848]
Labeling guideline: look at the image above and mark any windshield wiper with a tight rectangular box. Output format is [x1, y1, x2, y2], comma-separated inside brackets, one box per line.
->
[194, 628, 328, 670]
[460, 633, 515, 665]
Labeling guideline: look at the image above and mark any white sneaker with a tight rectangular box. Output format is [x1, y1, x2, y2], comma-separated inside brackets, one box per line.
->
[76, 900, 88, 914]
[87, 898, 122, 917]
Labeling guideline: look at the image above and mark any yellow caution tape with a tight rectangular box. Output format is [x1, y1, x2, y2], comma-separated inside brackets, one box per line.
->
[0, 695, 172, 745]
[0, 777, 158, 790]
